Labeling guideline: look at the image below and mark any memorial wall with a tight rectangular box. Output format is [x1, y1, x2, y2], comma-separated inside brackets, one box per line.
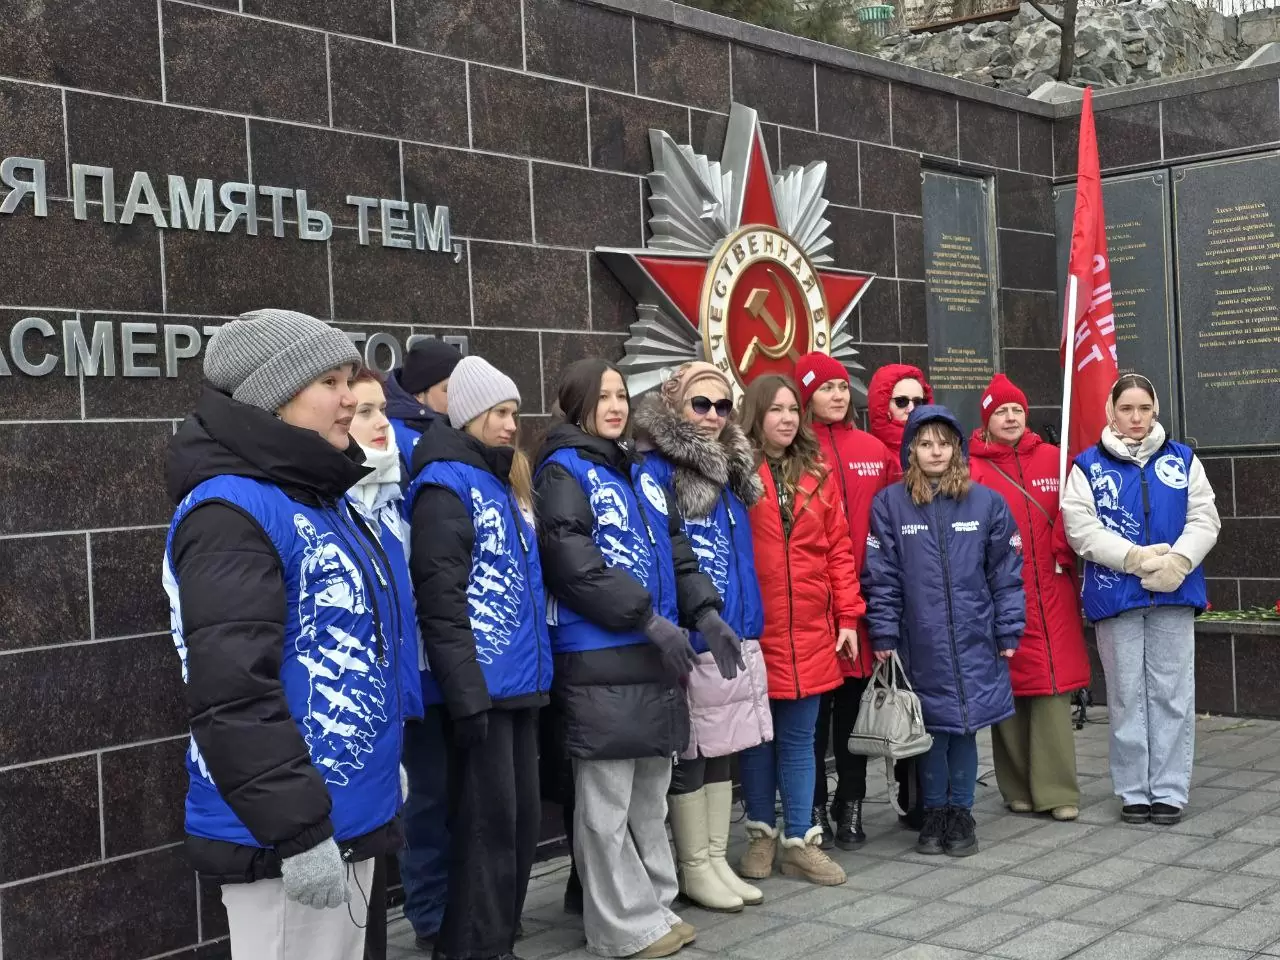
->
[1050, 70, 1280, 717]
[0, 2, 1060, 957]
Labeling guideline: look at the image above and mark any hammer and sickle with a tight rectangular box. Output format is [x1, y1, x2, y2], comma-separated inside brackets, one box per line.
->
[739, 269, 801, 374]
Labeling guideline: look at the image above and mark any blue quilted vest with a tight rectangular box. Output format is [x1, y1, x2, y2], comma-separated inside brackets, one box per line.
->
[1075, 440, 1208, 622]
[164, 476, 416, 848]
[638, 453, 763, 652]
[538, 449, 679, 654]
[406, 460, 553, 701]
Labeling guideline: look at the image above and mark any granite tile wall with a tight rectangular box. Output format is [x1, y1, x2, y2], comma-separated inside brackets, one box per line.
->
[0, 0, 1055, 955]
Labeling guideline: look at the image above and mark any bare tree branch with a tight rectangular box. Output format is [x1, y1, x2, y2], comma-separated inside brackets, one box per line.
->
[1026, 0, 1065, 25]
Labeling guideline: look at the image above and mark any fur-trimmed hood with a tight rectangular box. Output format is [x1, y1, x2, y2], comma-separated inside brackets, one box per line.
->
[634, 396, 763, 518]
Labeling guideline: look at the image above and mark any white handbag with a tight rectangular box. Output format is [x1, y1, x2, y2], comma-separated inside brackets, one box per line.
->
[847, 652, 934, 814]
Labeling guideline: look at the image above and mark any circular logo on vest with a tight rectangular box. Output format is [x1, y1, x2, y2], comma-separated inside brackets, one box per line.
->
[1154, 453, 1188, 490]
[639, 473, 669, 515]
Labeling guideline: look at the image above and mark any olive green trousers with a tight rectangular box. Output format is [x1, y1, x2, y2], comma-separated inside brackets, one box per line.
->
[992, 693, 1080, 811]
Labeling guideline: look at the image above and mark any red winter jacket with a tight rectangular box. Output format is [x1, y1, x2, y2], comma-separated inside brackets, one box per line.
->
[750, 462, 866, 700]
[812, 421, 899, 679]
[969, 430, 1090, 697]
[867, 363, 934, 459]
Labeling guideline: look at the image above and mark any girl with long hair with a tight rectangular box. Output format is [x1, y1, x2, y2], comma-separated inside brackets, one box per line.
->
[863, 406, 1024, 858]
[1061, 374, 1219, 826]
[405, 356, 552, 960]
[534, 358, 737, 958]
[735, 374, 862, 887]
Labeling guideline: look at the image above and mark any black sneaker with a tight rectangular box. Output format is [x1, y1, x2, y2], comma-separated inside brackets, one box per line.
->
[564, 861, 583, 915]
[832, 799, 866, 849]
[414, 934, 436, 954]
[916, 807, 948, 855]
[1121, 804, 1152, 824]
[812, 805, 835, 850]
[1150, 803, 1183, 825]
[943, 807, 978, 857]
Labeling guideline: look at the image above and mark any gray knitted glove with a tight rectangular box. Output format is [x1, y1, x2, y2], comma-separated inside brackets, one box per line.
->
[644, 614, 697, 682]
[281, 838, 349, 909]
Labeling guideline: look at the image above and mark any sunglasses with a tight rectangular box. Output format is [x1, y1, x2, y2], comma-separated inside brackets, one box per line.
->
[892, 395, 926, 410]
[690, 396, 734, 418]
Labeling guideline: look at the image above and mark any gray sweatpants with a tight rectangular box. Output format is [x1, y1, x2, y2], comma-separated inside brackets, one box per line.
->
[221, 858, 374, 960]
[1096, 605, 1196, 807]
[574, 757, 681, 957]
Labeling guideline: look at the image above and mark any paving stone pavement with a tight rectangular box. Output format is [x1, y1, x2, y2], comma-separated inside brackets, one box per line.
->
[388, 711, 1280, 960]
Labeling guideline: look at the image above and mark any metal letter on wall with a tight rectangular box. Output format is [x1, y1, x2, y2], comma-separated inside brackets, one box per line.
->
[1054, 172, 1179, 438]
[922, 171, 999, 432]
[1173, 153, 1280, 450]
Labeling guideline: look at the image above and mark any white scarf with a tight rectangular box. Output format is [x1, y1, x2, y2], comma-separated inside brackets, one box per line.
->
[350, 437, 403, 514]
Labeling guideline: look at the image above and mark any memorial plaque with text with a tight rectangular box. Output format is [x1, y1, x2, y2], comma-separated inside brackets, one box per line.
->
[923, 171, 998, 432]
[1174, 153, 1280, 449]
[1055, 172, 1179, 437]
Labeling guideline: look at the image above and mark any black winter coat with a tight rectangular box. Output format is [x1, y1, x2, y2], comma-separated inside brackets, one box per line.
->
[533, 424, 722, 760]
[166, 387, 404, 882]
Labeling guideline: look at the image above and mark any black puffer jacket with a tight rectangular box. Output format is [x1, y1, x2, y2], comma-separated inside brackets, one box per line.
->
[167, 386, 403, 882]
[534, 423, 721, 760]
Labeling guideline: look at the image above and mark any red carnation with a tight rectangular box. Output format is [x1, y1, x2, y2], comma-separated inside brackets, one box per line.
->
[1205, 602, 1213, 612]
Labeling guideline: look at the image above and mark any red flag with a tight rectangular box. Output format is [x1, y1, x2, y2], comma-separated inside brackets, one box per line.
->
[1060, 87, 1119, 470]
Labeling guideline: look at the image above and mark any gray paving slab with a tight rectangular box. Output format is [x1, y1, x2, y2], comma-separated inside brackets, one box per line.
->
[1125, 902, 1237, 941]
[989, 919, 1106, 959]
[418, 710, 1280, 960]
[926, 911, 1037, 952]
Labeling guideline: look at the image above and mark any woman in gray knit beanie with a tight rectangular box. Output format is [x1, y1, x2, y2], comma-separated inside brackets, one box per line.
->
[402, 354, 552, 960]
[163, 309, 424, 960]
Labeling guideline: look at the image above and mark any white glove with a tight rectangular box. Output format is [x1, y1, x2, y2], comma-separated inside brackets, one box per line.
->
[1123, 543, 1170, 575]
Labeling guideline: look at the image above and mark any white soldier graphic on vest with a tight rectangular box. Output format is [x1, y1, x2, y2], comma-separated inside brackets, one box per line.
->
[685, 514, 730, 597]
[587, 467, 651, 583]
[293, 513, 387, 787]
[1086, 463, 1140, 590]
[468, 489, 524, 665]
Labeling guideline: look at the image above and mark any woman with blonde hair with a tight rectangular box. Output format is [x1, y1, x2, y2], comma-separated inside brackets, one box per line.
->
[405, 355, 552, 960]
[735, 374, 863, 887]
[863, 405, 1024, 858]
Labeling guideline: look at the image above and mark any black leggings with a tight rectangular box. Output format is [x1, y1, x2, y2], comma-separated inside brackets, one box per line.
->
[669, 755, 732, 795]
[814, 675, 870, 806]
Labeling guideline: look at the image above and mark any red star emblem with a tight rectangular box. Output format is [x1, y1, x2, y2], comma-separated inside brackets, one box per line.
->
[597, 103, 874, 398]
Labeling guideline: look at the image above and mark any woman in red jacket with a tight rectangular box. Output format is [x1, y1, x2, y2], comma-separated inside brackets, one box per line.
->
[969, 374, 1089, 821]
[867, 363, 934, 459]
[735, 373, 865, 888]
[794, 352, 898, 850]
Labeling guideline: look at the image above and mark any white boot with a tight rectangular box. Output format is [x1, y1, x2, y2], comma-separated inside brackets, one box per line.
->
[669, 788, 745, 913]
[705, 781, 763, 905]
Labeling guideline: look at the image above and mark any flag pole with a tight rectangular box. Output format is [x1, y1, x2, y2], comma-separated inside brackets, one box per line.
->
[1058, 273, 1079, 496]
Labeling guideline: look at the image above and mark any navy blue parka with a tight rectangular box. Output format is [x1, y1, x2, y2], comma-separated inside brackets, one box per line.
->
[862, 406, 1025, 735]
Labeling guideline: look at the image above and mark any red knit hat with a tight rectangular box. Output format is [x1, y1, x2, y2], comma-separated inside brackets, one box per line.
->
[794, 352, 850, 408]
[980, 374, 1029, 424]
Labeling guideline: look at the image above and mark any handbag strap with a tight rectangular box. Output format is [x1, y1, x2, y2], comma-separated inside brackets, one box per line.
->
[982, 460, 1054, 525]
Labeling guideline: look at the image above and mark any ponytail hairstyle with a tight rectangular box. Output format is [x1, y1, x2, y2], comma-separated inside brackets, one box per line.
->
[741, 374, 825, 501]
[905, 419, 971, 506]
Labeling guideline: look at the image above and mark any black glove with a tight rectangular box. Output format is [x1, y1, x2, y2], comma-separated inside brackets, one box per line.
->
[452, 711, 488, 749]
[697, 610, 744, 681]
[644, 614, 697, 682]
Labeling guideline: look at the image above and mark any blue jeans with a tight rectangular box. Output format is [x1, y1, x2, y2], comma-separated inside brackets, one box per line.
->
[398, 707, 450, 938]
[739, 695, 822, 839]
[920, 731, 979, 811]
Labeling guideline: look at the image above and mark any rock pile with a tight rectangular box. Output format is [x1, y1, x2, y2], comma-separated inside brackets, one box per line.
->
[877, 0, 1247, 95]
